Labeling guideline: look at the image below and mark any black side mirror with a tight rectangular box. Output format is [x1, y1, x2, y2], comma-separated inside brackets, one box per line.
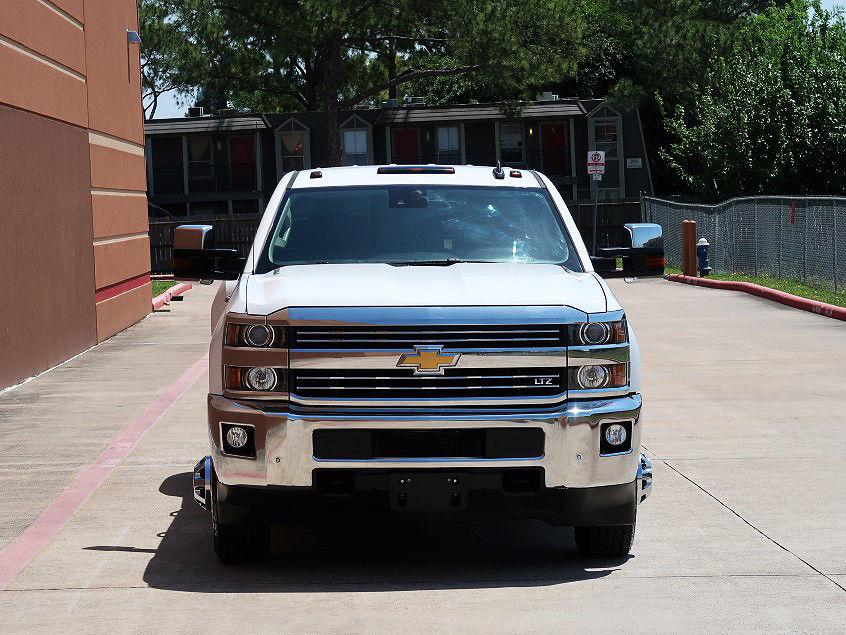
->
[172, 225, 246, 282]
[591, 223, 665, 278]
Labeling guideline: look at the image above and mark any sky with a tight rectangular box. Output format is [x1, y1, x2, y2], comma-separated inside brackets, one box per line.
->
[149, 0, 843, 119]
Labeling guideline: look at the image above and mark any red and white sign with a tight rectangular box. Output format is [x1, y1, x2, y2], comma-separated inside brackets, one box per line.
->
[587, 150, 605, 175]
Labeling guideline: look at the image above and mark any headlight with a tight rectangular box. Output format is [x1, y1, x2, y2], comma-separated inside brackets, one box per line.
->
[246, 367, 277, 391]
[225, 322, 286, 348]
[577, 364, 609, 389]
[225, 366, 288, 392]
[571, 320, 627, 345]
[570, 363, 627, 390]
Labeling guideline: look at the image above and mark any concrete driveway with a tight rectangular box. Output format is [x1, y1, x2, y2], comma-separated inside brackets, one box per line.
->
[0, 280, 843, 632]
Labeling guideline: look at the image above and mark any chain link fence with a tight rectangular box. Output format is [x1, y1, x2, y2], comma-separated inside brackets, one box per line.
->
[642, 196, 846, 291]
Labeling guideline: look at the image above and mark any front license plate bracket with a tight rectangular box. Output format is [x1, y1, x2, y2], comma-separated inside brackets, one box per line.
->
[388, 472, 469, 512]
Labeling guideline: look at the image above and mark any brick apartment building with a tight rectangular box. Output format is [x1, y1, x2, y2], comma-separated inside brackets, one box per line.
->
[144, 96, 653, 272]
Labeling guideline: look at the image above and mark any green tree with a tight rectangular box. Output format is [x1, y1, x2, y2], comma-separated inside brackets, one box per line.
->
[139, 1, 205, 119]
[666, 1, 846, 198]
[551, 0, 797, 193]
[139, 0, 588, 164]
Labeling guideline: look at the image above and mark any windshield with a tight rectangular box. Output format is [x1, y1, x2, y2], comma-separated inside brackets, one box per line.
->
[255, 185, 583, 273]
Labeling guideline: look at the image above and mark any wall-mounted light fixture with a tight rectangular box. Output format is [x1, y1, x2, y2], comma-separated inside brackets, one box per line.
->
[528, 126, 534, 137]
[127, 30, 141, 82]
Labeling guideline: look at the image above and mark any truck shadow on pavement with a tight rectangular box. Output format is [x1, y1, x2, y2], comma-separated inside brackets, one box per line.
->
[138, 472, 630, 592]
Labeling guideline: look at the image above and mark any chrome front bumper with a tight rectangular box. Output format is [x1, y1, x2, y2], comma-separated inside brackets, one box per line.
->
[206, 393, 645, 490]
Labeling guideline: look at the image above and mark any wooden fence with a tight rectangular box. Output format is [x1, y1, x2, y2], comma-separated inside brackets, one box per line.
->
[149, 214, 262, 274]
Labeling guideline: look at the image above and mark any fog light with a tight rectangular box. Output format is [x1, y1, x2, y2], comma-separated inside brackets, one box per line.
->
[577, 364, 609, 389]
[245, 324, 274, 347]
[246, 366, 277, 391]
[604, 423, 627, 446]
[225, 426, 249, 449]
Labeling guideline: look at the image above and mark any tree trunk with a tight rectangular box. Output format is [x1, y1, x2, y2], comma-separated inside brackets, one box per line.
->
[387, 38, 397, 100]
[322, 31, 343, 167]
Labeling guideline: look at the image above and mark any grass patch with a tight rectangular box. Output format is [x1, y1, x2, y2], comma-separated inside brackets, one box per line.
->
[666, 267, 846, 308]
[151, 280, 178, 296]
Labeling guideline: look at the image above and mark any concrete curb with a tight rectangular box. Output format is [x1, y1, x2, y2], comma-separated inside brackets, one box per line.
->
[152, 282, 193, 311]
[667, 274, 846, 322]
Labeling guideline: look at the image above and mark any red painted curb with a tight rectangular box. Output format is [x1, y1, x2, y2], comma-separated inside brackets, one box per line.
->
[667, 274, 846, 322]
[152, 282, 193, 311]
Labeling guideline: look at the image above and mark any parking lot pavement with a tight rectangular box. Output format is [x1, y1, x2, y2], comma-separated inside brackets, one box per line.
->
[0, 278, 844, 632]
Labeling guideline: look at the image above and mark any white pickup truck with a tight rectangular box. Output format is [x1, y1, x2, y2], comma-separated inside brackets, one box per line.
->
[173, 164, 662, 563]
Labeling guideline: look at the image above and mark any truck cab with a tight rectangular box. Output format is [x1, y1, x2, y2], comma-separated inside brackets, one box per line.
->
[174, 165, 660, 563]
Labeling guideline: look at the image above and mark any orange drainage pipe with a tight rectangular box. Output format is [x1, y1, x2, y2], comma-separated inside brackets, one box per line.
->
[152, 282, 193, 311]
[667, 274, 846, 322]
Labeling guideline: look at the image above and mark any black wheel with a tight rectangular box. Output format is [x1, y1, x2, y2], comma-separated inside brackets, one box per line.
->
[574, 524, 636, 558]
[210, 468, 269, 564]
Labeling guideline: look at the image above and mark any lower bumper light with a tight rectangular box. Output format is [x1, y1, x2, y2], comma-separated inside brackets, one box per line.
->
[637, 453, 653, 503]
[604, 423, 627, 446]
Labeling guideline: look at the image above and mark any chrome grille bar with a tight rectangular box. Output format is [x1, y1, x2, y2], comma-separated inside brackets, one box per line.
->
[291, 325, 567, 350]
[291, 367, 565, 401]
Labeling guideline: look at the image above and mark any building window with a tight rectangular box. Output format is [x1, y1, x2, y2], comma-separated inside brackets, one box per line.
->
[592, 120, 619, 159]
[436, 126, 461, 164]
[188, 136, 214, 190]
[343, 129, 369, 165]
[276, 118, 310, 177]
[499, 122, 524, 165]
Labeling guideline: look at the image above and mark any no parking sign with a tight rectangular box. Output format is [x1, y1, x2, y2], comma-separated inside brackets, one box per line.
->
[587, 150, 605, 179]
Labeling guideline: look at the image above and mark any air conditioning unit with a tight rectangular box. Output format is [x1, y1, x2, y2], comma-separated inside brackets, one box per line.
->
[404, 96, 426, 106]
[187, 106, 205, 117]
[536, 92, 559, 102]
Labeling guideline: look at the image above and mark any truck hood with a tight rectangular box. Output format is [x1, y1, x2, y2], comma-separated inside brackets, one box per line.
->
[245, 263, 611, 315]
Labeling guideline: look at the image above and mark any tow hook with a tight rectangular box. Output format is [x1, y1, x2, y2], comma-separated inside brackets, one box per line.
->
[193, 456, 212, 511]
[637, 453, 653, 503]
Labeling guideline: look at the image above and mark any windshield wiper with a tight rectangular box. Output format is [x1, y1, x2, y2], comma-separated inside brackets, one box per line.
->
[388, 258, 490, 267]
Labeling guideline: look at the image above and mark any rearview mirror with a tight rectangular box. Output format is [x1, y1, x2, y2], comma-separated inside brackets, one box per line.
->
[591, 223, 665, 278]
[172, 225, 246, 282]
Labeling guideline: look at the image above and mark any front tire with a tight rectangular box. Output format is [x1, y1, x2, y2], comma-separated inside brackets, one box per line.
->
[211, 468, 269, 564]
[574, 524, 635, 558]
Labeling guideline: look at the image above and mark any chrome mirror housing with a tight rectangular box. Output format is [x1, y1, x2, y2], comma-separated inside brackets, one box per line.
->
[173, 224, 214, 251]
[172, 224, 245, 282]
[625, 223, 663, 249]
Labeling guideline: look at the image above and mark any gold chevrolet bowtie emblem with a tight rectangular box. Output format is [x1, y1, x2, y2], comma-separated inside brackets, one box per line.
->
[397, 345, 461, 375]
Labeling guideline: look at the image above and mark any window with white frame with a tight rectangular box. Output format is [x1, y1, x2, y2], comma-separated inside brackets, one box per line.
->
[343, 129, 368, 165]
[341, 115, 371, 165]
[588, 106, 624, 200]
[592, 119, 619, 159]
[499, 122, 524, 165]
[277, 119, 309, 173]
[436, 125, 461, 164]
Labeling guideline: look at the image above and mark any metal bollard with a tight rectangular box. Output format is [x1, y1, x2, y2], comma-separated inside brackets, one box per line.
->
[697, 238, 712, 276]
[682, 220, 697, 277]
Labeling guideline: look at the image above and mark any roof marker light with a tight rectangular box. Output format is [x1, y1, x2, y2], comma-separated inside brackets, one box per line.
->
[377, 166, 455, 174]
[309, 170, 322, 179]
[510, 170, 522, 178]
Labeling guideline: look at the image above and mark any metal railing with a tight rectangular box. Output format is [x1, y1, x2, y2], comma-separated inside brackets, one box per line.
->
[642, 196, 846, 291]
[149, 162, 259, 196]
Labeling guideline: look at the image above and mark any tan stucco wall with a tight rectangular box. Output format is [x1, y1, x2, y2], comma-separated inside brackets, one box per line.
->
[0, 0, 149, 388]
